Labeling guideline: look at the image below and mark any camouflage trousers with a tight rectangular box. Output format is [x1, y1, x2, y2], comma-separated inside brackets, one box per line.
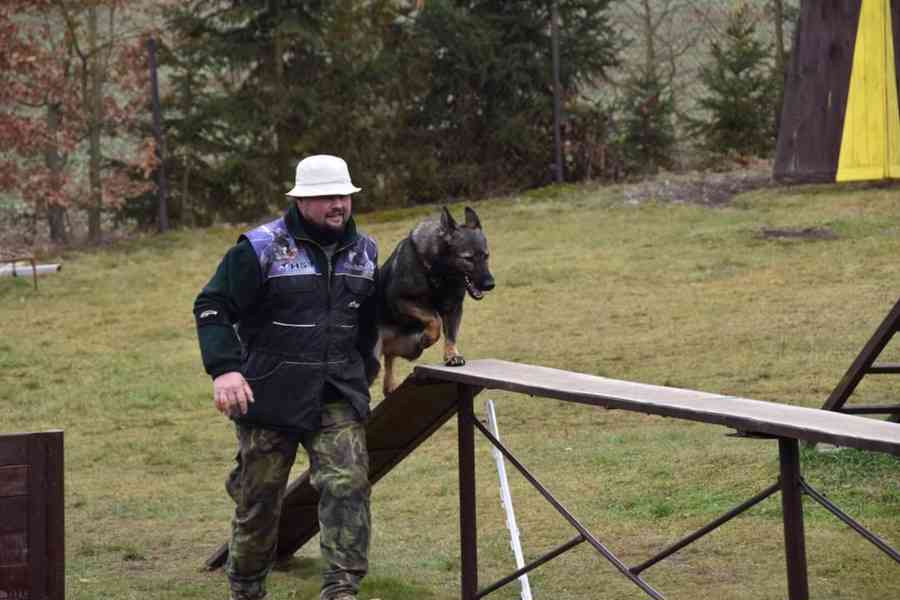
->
[225, 401, 370, 600]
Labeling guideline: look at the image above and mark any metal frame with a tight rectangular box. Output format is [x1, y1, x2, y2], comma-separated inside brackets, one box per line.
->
[823, 295, 900, 417]
[454, 383, 899, 600]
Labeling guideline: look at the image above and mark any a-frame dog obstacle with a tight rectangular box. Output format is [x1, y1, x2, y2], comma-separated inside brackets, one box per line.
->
[206, 359, 900, 600]
[821, 296, 900, 418]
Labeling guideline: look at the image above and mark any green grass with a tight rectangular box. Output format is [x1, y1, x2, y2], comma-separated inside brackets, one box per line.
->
[2, 181, 900, 599]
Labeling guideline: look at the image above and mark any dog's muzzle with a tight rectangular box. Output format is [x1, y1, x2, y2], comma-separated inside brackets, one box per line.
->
[465, 274, 494, 301]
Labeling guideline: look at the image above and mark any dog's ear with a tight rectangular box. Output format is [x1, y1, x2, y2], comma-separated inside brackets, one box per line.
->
[440, 206, 458, 232]
[464, 206, 481, 229]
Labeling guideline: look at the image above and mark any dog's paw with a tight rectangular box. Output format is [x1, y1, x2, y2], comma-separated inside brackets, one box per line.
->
[445, 354, 466, 367]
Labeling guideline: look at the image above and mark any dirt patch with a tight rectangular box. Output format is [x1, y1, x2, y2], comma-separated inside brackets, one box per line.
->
[758, 226, 838, 241]
[622, 166, 774, 207]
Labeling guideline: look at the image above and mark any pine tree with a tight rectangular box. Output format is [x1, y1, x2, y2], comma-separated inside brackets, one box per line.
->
[695, 3, 777, 158]
[404, 0, 622, 199]
[620, 69, 675, 175]
[162, 1, 330, 221]
[162, 1, 406, 220]
[162, 0, 623, 214]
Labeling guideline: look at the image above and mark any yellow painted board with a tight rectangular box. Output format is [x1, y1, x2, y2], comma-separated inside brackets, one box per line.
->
[838, 0, 889, 181]
[836, 166, 892, 180]
[885, 0, 900, 177]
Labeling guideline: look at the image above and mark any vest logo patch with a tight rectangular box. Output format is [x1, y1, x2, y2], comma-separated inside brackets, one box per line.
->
[336, 248, 376, 279]
[348, 300, 360, 309]
[272, 232, 299, 260]
[276, 258, 315, 274]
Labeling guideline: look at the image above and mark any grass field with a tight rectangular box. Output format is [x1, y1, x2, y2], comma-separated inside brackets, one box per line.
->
[2, 180, 900, 599]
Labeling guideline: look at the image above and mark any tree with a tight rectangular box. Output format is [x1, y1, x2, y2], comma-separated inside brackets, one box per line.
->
[694, 2, 777, 157]
[611, 0, 723, 139]
[400, 0, 622, 200]
[767, 0, 800, 137]
[620, 70, 675, 174]
[160, 0, 333, 222]
[0, 0, 158, 244]
[158, 0, 621, 217]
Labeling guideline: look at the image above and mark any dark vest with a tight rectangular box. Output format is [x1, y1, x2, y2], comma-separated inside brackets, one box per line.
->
[235, 216, 378, 432]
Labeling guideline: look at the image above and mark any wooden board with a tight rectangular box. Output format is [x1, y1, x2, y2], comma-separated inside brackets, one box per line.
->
[836, 0, 900, 181]
[0, 431, 64, 600]
[775, 0, 861, 182]
[415, 359, 900, 456]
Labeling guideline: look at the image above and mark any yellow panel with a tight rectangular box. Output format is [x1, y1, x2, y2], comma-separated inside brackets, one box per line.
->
[885, 1, 900, 178]
[838, 0, 889, 182]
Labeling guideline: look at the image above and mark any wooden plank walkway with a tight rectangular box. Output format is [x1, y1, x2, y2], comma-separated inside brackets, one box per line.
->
[416, 359, 900, 455]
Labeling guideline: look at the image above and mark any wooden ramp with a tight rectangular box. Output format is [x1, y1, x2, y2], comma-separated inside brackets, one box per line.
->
[205, 374, 461, 569]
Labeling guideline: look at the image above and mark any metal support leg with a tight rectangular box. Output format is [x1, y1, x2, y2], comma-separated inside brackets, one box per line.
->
[779, 438, 809, 600]
[458, 384, 478, 600]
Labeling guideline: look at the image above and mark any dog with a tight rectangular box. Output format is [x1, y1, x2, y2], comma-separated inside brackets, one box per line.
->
[377, 206, 495, 395]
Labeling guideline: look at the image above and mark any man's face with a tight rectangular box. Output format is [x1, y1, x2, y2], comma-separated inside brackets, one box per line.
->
[296, 195, 352, 232]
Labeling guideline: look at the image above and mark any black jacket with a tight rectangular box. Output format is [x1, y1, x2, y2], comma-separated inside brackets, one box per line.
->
[194, 204, 379, 432]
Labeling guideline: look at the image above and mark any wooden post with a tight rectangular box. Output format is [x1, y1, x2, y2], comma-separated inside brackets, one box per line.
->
[458, 385, 478, 600]
[147, 37, 169, 233]
[779, 438, 809, 600]
[551, 0, 564, 184]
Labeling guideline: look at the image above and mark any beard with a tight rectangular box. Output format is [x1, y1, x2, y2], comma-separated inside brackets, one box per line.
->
[304, 214, 345, 245]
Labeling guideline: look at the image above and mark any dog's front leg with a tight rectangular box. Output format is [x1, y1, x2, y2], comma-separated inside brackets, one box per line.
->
[442, 303, 465, 366]
[395, 299, 442, 353]
[383, 354, 396, 397]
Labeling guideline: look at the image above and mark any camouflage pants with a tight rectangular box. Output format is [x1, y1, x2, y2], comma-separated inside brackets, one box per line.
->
[225, 401, 370, 600]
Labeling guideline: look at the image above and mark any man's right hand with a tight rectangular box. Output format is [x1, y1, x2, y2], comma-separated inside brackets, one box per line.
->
[213, 371, 255, 417]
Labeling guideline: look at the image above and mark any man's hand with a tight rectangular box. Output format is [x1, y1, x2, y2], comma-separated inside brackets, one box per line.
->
[213, 371, 255, 417]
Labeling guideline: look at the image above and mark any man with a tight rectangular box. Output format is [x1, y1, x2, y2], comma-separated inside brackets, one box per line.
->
[194, 154, 380, 600]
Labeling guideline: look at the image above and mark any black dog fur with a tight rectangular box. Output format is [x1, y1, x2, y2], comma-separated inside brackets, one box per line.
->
[377, 206, 495, 395]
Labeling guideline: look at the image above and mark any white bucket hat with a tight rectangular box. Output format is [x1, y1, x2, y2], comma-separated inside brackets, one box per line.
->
[285, 154, 362, 197]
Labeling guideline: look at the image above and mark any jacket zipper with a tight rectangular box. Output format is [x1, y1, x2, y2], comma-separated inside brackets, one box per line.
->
[299, 236, 356, 368]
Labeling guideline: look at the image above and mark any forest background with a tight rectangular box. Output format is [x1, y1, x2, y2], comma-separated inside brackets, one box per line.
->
[1, 0, 795, 248]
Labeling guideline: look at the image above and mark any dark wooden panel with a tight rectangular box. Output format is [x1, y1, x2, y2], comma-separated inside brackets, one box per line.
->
[774, 0, 861, 182]
[26, 436, 46, 599]
[0, 532, 28, 565]
[0, 466, 28, 498]
[0, 564, 30, 598]
[416, 360, 900, 456]
[0, 431, 63, 599]
[0, 436, 27, 467]
[43, 432, 64, 600]
[0, 497, 27, 535]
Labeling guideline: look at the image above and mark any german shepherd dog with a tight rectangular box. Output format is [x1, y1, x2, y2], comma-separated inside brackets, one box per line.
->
[377, 206, 495, 395]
